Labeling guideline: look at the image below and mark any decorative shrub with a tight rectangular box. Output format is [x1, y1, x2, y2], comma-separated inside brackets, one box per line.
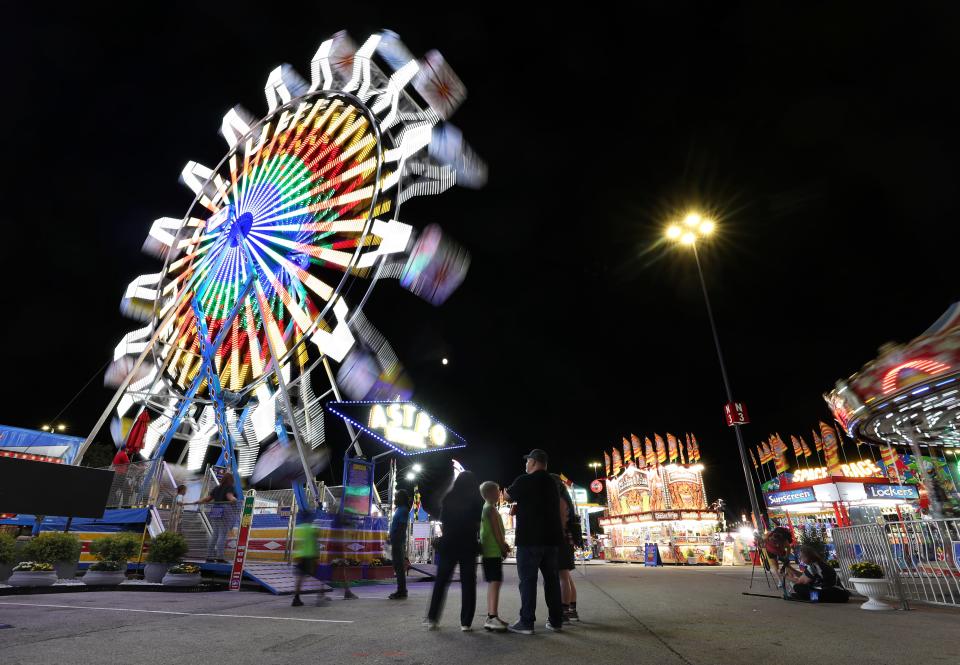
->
[849, 561, 884, 579]
[167, 563, 200, 575]
[0, 532, 16, 565]
[89, 561, 124, 572]
[331, 558, 361, 566]
[89, 533, 141, 563]
[826, 559, 840, 569]
[13, 561, 54, 572]
[146, 532, 188, 563]
[24, 532, 81, 563]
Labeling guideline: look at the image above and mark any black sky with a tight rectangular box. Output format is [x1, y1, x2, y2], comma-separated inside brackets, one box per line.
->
[3, 3, 959, 516]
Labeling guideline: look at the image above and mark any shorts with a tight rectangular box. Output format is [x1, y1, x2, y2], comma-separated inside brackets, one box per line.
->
[481, 556, 503, 582]
[558, 543, 576, 571]
[295, 557, 317, 577]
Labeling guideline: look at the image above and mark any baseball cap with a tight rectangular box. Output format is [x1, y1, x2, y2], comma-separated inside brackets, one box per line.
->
[523, 449, 549, 465]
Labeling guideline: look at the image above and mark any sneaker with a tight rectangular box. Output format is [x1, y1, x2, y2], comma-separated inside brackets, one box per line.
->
[483, 616, 509, 632]
[423, 620, 439, 631]
[315, 594, 331, 606]
[508, 621, 534, 635]
[565, 608, 580, 622]
[291, 596, 304, 607]
[388, 591, 408, 600]
[545, 621, 562, 632]
[460, 625, 473, 632]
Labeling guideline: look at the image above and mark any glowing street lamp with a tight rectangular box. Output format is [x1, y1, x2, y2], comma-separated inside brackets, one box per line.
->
[588, 461, 602, 478]
[663, 213, 765, 530]
[405, 471, 416, 481]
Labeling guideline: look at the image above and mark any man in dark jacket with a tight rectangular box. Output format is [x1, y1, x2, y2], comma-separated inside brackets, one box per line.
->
[504, 449, 564, 634]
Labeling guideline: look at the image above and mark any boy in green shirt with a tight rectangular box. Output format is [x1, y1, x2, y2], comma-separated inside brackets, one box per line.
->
[292, 511, 328, 606]
[479, 481, 510, 631]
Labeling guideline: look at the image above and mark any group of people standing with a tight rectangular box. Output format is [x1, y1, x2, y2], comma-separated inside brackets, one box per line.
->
[389, 448, 581, 634]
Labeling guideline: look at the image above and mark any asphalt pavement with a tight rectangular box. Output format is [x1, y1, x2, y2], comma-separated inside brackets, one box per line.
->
[1, 564, 958, 665]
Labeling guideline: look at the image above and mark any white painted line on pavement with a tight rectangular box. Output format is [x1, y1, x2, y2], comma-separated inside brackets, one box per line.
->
[0, 601, 353, 624]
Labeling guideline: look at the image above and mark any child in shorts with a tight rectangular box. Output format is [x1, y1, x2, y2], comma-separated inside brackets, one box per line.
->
[479, 481, 510, 631]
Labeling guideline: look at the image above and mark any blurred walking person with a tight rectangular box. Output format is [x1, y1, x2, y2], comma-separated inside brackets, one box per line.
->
[425, 471, 482, 631]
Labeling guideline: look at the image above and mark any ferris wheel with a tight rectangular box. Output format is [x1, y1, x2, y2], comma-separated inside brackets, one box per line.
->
[78, 30, 485, 500]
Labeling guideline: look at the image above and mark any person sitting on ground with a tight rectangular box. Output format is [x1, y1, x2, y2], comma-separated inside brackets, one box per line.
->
[291, 510, 328, 607]
[784, 545, 850, 602]
[388, 489, 411, 600]
[479, 481, 510, 632]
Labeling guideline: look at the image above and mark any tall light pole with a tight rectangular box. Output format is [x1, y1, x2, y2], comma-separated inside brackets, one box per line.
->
[665, 213, 765, 531]
[588, 462, 602, 478]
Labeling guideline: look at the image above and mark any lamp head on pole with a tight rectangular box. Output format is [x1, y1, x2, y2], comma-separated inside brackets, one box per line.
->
[665, 211, 716, 247]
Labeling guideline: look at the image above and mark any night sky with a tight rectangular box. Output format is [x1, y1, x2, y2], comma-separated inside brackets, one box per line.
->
[4, 4, 959, 516]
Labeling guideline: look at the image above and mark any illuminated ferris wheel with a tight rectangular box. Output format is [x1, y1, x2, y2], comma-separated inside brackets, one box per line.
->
[79, 31, 485, 497]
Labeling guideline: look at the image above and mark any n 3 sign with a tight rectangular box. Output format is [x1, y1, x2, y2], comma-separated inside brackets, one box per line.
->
[369, 403, 448, 450]
[724, 402, 749, 427]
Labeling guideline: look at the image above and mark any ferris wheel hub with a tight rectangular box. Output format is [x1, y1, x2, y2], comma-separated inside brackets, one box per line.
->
[228, 211, 255, 247]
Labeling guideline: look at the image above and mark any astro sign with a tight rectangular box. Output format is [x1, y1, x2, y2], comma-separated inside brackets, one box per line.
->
[325, 401, 467, 456]
[368, 403, 448, 449]
[765, 487, 816, 507]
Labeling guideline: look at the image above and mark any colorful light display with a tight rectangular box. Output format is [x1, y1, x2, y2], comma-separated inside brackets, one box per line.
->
[91, 31, 485, 481]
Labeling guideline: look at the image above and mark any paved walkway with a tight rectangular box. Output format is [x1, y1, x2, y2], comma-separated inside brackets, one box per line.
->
[1, 565, 957, 664]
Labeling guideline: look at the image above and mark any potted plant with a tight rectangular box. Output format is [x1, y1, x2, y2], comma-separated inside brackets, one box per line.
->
[705, 553, 719, 565]
[145, 532, 188, 583]
[162, 562, 202, 586]
[848, 561, 893, 610]
[0, 532, 16, 582]
[84, 533, 140, 585]
[8, 561, 57, 587]
[24, 532, 81, 580]
[686, 549, 698, 565]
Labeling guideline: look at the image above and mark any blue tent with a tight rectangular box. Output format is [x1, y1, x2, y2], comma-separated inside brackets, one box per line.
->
[0, 425, 85, 464]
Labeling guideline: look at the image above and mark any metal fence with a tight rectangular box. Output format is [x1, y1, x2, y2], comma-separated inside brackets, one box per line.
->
[832, 518, 960, 609]
[101, 461, 176, 508]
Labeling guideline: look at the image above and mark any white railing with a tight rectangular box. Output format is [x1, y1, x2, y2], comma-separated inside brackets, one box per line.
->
[833, 518, 960, 609]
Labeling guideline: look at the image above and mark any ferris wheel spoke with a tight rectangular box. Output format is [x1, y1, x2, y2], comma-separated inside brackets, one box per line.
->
[245, 233, 335, 301]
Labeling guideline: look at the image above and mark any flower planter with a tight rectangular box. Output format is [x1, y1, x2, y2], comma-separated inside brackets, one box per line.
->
[9, 571, 57, 587]
[364, 565, 395, 580]
[54, 560, 79, 580]
[162, 572, 202, 587]
[83, 570, 127, 586]
[849, 578, 893, 610]
[0, 563, 12, 583]
[332, 566, 364, 582]
[686, 557, 698, 565]
[144, 562, 171, 583]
